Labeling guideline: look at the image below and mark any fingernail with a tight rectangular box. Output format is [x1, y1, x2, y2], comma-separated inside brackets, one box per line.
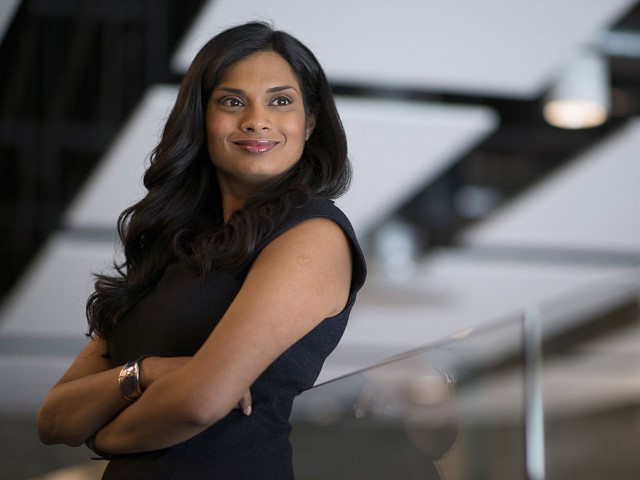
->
[244, 405, 252, 416]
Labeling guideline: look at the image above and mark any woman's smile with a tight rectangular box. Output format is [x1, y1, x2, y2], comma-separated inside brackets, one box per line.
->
[232, 139, 280, 154]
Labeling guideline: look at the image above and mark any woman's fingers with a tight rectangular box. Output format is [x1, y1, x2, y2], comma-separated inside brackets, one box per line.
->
[237, 389, 252, 416]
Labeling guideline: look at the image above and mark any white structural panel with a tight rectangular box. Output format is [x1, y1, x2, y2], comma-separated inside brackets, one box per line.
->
[0, 234, 117, 337]
[65, 86, 178, 229]
[462, 117, 640, 253]
[172, 0, 635, 98]
[336, 98, 497, 232]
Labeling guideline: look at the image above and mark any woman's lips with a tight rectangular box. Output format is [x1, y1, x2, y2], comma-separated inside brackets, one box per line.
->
[233, 140, 279, 154]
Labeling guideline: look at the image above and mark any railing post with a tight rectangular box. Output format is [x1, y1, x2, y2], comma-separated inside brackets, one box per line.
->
[524, 306, 545, 480]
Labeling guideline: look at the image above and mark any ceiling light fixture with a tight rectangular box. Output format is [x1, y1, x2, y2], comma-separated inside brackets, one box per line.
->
[543, 49, 609, 129]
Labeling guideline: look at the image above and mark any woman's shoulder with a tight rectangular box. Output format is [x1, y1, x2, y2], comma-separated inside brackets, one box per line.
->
[237, 196, 366, 292]
[274, 196, 366, 292]
[283, 196, 353, 233]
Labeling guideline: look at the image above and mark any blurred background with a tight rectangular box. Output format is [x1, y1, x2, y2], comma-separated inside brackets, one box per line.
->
[0, 0, 639, 478]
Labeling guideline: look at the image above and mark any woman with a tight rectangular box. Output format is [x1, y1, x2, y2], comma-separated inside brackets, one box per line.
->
[37, 22, 366, 479]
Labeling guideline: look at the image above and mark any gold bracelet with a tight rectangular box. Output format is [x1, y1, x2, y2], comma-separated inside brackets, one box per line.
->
[118, 355, 149, 402]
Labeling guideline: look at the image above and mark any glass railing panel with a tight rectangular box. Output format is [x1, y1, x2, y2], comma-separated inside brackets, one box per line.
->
[538, 273, 640, 480]
[291, 317, 527, 480]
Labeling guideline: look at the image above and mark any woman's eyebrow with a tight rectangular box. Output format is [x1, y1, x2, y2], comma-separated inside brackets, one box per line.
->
[266, 85, 297, 93]
[214, 85, 298, 96]
[216, 87, 244, 95]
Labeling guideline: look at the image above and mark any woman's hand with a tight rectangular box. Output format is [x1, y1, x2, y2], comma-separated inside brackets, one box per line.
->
[236, 389, 252, 416]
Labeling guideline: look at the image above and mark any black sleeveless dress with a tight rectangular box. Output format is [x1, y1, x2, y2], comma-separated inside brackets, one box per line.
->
[102, 197, 367, 480]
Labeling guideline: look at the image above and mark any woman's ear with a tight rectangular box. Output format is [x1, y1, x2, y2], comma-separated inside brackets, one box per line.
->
[305, 114, 316, 141]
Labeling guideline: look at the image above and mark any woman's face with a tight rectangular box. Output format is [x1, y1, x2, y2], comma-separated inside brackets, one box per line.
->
[205, 51, 315, 198]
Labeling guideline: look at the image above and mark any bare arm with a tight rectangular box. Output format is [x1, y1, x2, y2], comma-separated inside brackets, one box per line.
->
[94, 218, 353, 454]
[36, 337, 190, 447]
[37, 337, 125, 447]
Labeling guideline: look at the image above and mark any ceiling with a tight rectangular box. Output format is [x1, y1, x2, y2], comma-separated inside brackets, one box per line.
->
[173, 0, 633, 98]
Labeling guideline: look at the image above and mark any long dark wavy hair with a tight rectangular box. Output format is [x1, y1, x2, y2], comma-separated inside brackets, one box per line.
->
[87, 22, 350, 343]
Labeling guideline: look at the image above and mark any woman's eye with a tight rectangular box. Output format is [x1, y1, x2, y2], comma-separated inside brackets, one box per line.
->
[220, 97, 243, 107]
[271, 96, 292, 106]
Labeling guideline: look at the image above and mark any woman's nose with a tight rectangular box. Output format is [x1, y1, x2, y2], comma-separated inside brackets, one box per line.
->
[240, 104, 270, 132]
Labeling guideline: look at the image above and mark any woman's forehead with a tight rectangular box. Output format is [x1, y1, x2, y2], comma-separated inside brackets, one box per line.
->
[216, 51, 298, 88]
